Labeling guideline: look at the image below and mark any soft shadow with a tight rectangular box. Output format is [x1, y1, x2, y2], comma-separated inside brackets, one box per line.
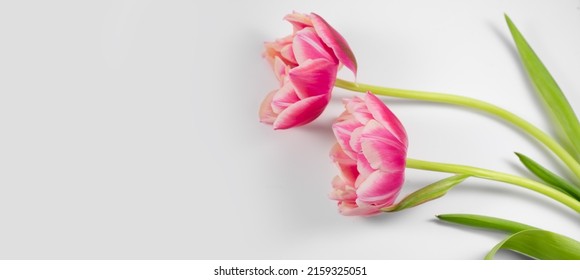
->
[451, 181, 580, 225]
[492, 250, 533, 260]
[431, 219, 532, 260]
[487, 20, 538, 96]
[296, 118, 336, 142]
[507, 160, 540, 179]
[361, 208, 417, 224]
[432, 218, 507, 239]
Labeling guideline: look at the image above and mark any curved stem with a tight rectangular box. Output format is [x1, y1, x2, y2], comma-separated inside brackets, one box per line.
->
[406, 158, 580, 213]
[334, 79, 580, 181]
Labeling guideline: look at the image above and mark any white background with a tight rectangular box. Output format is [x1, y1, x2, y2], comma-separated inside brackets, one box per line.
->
[0, 0, 579, 259]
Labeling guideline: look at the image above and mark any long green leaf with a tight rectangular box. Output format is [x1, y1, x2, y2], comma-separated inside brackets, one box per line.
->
[505, 14, 580, 157]
[515, 152, 580, 200]
[381, 175, 469, 212]
[437, 213, 538, 233]
[485, 229, 580, 260]
[438, 214, 580, 260]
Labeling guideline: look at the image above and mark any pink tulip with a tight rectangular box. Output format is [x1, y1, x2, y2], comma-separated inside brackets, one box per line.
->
[330, 92, 408, 216]
[260, 12, 357, 130]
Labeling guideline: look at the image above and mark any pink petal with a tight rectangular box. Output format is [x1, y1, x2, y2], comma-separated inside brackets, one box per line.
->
[332, 119, 362, 159]
[356, 152, 374, 179]
[341, 97, 352, 106]
[360, 129, 407, 173]
[356, 170, 404, 205]
[280, 44, 297, 65]
[361, 119, 407, 152]
[272, 35, 293, 51]
[292, 27, 337, 64]
[330, 142, 356, 165]
[335, 109, 353, 123]
[337, 163, 359, 186]
[345, 96, 372, 124]
[284, 12, 313, 32]
[329, 176, 357, 201]
[263, 35, 294, 67]
[337, 201, 381, 216]
[258, 90, 278, 125]
[263, 42, 279, 67]
[288, 58, 338, 99]
[364, 93, 408, 146]
[355, 198, 394, 212]
[271, 82, 299, 114]
[310, 13, 357, 75]
[330, 143, 358, 185]
[273, 56, 289, 84]
[273, 94, 329, 129]
[348, 126, 364, 154]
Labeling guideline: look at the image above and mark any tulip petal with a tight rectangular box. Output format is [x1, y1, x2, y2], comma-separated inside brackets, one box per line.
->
[263, 35, 294, 67]
[271, 82, 299, 114]
[289, 58, 338, 99]
[348, 126, 364, 154]
[361, 119, 407, 152]
[338, 201, 381, 216]
[356, 152, 374, 179]
[345, 96, 373, 124]
[356, 198, 394, 211]
[273, 94, 329, 129]
[330, 143, 359, 185]
[330, 176, 358, 201]
[284, 12, 313, 32]
[336, 109, 353, 123]
[280, 44, 297, 65]
[336, 161, 359, 186]
[356, 170, 403, 205]
[332, 119, 362, 159]
[330, 142, 356, 165]
[259, 90, 278, 124]
[364, 93, 408, 146]
[292, 27, 337, 64]
[273, 56, 288, 83]
[289, 59, 337, 98]
[310, 13, 357, 75]
[361, 131, 406, 173]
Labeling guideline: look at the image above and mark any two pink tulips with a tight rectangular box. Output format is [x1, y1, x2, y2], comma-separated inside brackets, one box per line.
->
[260, 12, 408, 215]
[259, 12, 580, 217]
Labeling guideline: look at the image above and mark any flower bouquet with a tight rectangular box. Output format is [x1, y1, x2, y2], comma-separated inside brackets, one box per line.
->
[259, 12, 580, 259]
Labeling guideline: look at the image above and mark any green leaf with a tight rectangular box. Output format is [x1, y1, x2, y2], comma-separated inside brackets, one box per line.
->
[485, 229, 580, 260]
[381, 175, 469, 212]
[437, 213, 538, 233]
[438, 214, 580, 259]
[515, 152, 580, 200]
[505, 14, 580, 157]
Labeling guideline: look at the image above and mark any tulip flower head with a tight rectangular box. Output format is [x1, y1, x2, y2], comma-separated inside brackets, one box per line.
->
[330, 93, 408, 216]
[259, 12, 357, 129]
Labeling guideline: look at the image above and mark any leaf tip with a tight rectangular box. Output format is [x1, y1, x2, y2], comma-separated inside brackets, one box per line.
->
[504, 13, 518, 34]
[504, 13, 513, 24]
[436, 214, 452, 221]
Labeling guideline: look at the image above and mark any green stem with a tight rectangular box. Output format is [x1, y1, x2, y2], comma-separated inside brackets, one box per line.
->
[406, 158, 580, 213]
[335, 79, 580, 181]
